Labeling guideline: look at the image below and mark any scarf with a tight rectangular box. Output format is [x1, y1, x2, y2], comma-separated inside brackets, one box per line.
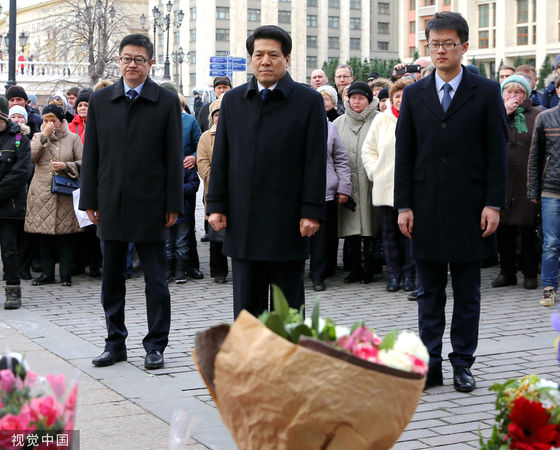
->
[391, 105, 399, 119]
[343, 99, 378, 123]
[513, 107, 528, 134]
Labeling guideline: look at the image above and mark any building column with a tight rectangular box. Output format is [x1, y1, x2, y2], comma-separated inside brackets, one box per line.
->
[261, 0, 279, 26]
[291, 0, 306, 82]
[230, 0, 248, 86]
[493, 0, 506, 71]
[196, 0, 216, 89]
[339, 0, 350, 64]
[534, 0, 548, 72]
[317, 0, 328, 67]
[361, 0, 371, 62]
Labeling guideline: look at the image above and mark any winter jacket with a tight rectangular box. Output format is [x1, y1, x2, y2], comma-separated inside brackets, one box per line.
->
[0, 121, 31, 220]
[175, 166, 200, 225]
[542, 81, 559, 109]
[197, 129, 215, 218]
[325, 120, 351, 201]
[182, 111, 201, 157]
[25, 121, 82, 235]
[528, 106, 560, 198]
[25, 105, 42, 136]
[68, 115, 86, 143]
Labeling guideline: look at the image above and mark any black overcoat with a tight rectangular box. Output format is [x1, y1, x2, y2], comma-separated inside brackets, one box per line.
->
[206, 73, 327, 261]
[79, 77, 183, 242]
[394, 68, 507, 262]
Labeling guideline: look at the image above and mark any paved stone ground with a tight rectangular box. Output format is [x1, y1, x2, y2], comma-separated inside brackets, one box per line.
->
[1, 197, 558, 449]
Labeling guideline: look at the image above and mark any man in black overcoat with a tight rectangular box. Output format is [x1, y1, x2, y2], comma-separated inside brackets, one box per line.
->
[206, 25, 327, 318]
[79, 34, 183, 370]
[394, 12, 507, 392]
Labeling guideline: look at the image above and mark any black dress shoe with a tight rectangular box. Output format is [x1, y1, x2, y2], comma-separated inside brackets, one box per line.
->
[344, 271, 361, 283]
[188, 268, 204, 279]
[386, 277, 400, 292]
[313, 281, 326, 291]
[453, 367, 476, 392]
[402, 277, 415, 292]
[491, 274, 517, 288]
[524, 277, 538, 289]
[31, 274, 55, 286]
[144, 350, 164, 369]
[408, 290, 418, 301]
[424, 369, 443, 390]
[92, 349, 127, 367]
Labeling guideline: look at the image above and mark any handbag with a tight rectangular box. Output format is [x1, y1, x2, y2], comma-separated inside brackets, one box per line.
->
[51, 174, 79, 196]
[207, 226, 224, 243]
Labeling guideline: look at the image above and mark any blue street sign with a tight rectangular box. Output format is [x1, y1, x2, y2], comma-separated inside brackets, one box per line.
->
[209, 69, 228, 77]
[210, 56, 227, 63]
[231, 57, 246, 64]
[210, 63, 227, 70]
[232, 64, 246, 71]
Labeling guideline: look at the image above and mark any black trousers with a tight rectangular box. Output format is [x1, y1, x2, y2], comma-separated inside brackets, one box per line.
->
[101, 240, 170, 353]
[231, 258, 305, 319]
[309, 200, 338, 282]
[38, 234, 76, 280]
[209, 241, 228, 277]
[415, 259, 481, 371]
[497, 224, 539, 278]
[0, 220, 20, 285]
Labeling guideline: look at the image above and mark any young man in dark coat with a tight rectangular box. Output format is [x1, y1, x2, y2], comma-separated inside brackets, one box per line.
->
[394, 12, 507, 393]
[79, 34, 183, 370]
[207, 25, 327, 319]
[0, 96, 31, 309]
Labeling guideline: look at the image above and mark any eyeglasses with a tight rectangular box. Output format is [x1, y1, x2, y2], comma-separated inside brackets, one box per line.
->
[427, 42, 464, 51]
[119, 55, 149, 65]
[334, 75, 352, 79]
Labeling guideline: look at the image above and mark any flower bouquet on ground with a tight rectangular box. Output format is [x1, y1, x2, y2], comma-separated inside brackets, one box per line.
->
[480, 374, 560, 450]
[193, 286, 428, 450]
[0, 353, 78, 449]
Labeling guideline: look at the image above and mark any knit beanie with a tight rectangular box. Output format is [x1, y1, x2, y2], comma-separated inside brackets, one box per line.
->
[76, 88, 93, 106]
[9, 105, 28, 122]
[377, 88, 389, 101]
[5, 85, 28, 102]
[160, 82, 178, 94]
[0, 97, 9, 122]
[347, 81, 374, 103]
[317, 85, 338, 105]
[500, 75, 531, 98]
[41, 104, 65, 121]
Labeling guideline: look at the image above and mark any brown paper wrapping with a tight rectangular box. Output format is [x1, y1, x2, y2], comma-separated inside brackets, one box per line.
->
[194, 311, 425, 450]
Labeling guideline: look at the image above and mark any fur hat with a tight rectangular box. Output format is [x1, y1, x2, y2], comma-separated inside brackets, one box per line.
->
[501, 74, 531, 98]
[317, 85, 338, 105]
[0, 97, 9, 122]
[41, 104, 65, 121]
[5, 85, 28, 102]
[8, 105, 28, 122]
[76, 88, 93, 107]
[347, 81, 374, 103]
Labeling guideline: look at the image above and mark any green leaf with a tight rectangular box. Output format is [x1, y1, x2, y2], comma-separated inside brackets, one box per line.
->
[379, 329, 399, 351]
[311, 302, 320, 333]
[264, 312, 289, 340]
[271, 284, 290, 322]
[288, 324, 313, 344]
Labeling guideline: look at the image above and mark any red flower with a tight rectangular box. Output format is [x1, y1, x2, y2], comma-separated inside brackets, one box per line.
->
[506, 397, 558, 449]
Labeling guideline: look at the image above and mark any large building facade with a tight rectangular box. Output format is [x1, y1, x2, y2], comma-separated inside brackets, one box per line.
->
[165, 0, 399, 92]
[400, 0, 560, 80]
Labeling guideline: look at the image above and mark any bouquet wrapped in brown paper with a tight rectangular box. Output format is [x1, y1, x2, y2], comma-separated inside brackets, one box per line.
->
[193, 292, 426, 450]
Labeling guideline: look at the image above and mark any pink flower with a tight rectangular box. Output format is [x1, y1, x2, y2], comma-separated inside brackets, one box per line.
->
[0, 412, 33, 430]
[46, 373, 66, 398]
[64, 384, 78, 412]
[410, 356, 428, 375]
[0, 369, 15, 393]
[29, 396, 63, 428]
[24, 371, 37, 389]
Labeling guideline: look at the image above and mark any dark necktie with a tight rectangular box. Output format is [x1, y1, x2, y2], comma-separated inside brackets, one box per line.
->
[261, 88, 271, 101]
[127, 89, 138, 101]
[441, 83, 452, 113]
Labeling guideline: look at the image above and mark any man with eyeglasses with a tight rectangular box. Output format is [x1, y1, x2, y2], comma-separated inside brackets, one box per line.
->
[334, 64, 354, 114]
[80, 34, 183, 371]
[394, 12, 507, 393]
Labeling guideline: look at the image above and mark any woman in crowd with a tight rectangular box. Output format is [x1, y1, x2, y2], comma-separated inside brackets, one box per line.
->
[317, 85, 340, 122]
[362, 78, 415, 292]
[492, 75, 540, 289]
[25, 104, 82, 286]
[377, 88, 389, 113]
[334, 82, 379, 283]
[309, 93, 352, 291]
[197, 96, 229, 283]
[68, 89, 91, 144]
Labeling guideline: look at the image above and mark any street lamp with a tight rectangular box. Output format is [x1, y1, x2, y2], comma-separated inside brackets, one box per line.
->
[160, 0, 183, 80]
[18, 31, 27, 53]
[171, 46, 185, 93]
[151, 6, 161, 63]
[139, 13, 147, 32]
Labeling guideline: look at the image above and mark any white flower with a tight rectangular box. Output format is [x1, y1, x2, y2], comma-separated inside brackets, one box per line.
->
[393, 331, 429, 365]
[377, 349, 413, 372]
[303, 318, 350, 339]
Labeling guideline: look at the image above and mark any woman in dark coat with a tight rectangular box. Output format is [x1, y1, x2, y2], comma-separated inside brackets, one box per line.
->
[492, 75, 540, 289]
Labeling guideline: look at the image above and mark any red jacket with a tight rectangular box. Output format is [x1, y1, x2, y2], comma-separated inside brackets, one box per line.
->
[68, 115, 86, 143]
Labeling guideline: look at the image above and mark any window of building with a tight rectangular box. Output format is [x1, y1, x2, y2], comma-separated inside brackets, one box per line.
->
[328, 16, 340, 28]
[410, 0, 415, 8]
[425, 0, 434, 5]
[350, 0, 361, 9]
[533, 24, 536, 44]
[410, 21, 415, 33]
[278, 10, 291, 23]
[444, 0, 450, 4]
[409, 46, 416, 57]
[328, 57, 337, 63]
[328, 36, 339, 49]
[280, 0, 291, 2]
[216, 7, 229, 20]
[190, 7, 196, 21]
[350, 17, 361, 30]
[378, 22, 389, 34]
[307, 55, 317, 66]
[189, 51, 196, 64]
[479, 4, 489, 27]
[174, 30, 180, 45]
[328, 0, 339, 8]
[216, 28, 229, 41]
[190, 72, 196, 85]
[350, 38, 361, 49]
[189, 29, 196, 42]
[216, 51, 228, 56]
[517, 0, 528, 23]
[517, 25, 528, 44]
[307, 35, 318, 47]
[307, 15, 317, 27]
[532, 0, 536, 21]
[307, 0, 317, 5]
[378, 41, 389, 51]
[479, 30, 489, 48]
[248, 8, 260, 22]
[378, 2, 390, 14]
